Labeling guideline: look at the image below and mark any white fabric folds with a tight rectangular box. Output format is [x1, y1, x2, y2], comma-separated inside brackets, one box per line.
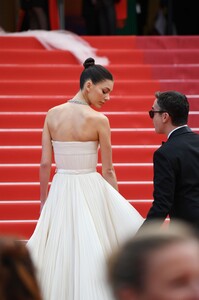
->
[0, 28, 109, 65]
[27, 141, 144, 300]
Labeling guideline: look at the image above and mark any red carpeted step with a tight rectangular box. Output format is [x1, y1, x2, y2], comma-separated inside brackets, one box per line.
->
[116, 182, 153, 202]
[152, 65, 199, 80]
[0, 164, 153, 182]
[0, 65, 81, 81]
[0, 65, 153, 81]
[0, 130, 42, 146]
[0, 147, 42, 164]
[159, 80, 199, 95]
[1, 64, 199, 81]
[2, 35, 194, 53]
[0, 36, 139, 51]
[0, 165, 40, 182]
[0, 95, 154, 112]
[7, 49, 188, 65]
[135, 36, 199, 50]
[0, 37, 45, 49]
[130, 200, 152, 218]
[0, 113, 46, 128]
[2, 129, 197, 147]
[0, 49, 146, 65]
[83, 36, 138, 49]
[0, 183, 40, 200]
[142, 50, 199, 65]
[4, 64, 199, 81]
[0, 221, 36, 240]
[0, 129, 170, 146]
[0, 80, 160, 95]
[0, 182, 153, 200]
[2, 47, 192, 66]
[0, 112, 153, 129]
[0, 96, 67, 112]
[84, 36, 199, 50]
[0, 146, 157, 164]
[1, 36, 199, 61]
[188, 112, 199, 127]
[1, 112, 198, 129]
[0, 201, 40, 220]
[1, 79, 199, 96]
[189, 97, 199, 110]
[0, 49, 79, 64]
[1, 95, 199, 112]
[109, 146, 155, 163]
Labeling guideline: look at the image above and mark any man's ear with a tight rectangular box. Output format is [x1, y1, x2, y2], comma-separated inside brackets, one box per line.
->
[162, 112, 170, 123]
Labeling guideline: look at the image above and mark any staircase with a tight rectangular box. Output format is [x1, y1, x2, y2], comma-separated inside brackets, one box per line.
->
[0, 34, 199, 240]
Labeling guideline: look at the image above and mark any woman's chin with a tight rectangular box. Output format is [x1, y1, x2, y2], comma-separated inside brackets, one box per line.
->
[94, 103, 103, 109]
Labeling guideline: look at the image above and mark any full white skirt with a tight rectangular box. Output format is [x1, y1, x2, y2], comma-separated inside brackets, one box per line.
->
[27, 171, 143, 300]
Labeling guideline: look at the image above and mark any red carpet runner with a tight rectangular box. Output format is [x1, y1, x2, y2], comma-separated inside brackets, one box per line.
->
[0, 35, 199, 239]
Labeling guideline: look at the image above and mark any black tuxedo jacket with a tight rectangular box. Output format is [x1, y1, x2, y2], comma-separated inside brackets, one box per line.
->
[144, 126, 199, 229]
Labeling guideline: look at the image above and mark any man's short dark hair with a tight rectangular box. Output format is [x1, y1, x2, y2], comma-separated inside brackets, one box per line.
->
[155, 91, 189, 126]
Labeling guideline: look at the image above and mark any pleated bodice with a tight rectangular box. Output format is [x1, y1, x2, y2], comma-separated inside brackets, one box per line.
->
[52, 141, 98, 173]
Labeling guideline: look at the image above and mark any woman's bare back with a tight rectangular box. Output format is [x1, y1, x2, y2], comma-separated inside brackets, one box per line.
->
[46, 102, 107, 142]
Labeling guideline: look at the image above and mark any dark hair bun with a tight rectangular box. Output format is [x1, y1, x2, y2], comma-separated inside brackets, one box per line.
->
[83, 57, 95, 69]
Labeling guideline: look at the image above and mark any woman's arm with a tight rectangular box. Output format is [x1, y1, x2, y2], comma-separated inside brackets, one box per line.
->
[40, 115, 53, 211]
[99, 116, 118, 191]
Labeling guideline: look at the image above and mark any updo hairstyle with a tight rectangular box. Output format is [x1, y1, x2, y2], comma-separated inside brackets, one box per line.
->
[80, 57, 113, 89]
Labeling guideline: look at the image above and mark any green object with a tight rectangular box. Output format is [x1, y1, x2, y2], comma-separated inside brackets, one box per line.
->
[116, 0, 137, 35]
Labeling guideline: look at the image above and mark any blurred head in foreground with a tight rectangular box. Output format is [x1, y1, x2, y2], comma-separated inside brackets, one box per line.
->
[108, 221, 199, 300]
[0, 236, 42, 300]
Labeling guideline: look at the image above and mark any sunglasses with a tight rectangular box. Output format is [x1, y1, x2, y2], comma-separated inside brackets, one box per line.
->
[148, 110, 167, 119]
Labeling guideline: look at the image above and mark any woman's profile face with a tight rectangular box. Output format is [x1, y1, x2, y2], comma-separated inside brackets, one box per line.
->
[87, 79, 114, 108]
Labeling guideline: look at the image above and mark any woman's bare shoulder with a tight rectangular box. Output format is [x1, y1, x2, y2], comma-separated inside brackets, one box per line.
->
[47, 102, 67, 115]
[88, 110, 110, 130]
[91, 109, 108, 121]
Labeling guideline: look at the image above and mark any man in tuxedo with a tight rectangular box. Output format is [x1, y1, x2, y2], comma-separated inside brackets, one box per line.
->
[143, 91, 199, 230]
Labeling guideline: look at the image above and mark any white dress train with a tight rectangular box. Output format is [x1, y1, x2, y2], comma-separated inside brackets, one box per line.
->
[0, 29, 109, 66]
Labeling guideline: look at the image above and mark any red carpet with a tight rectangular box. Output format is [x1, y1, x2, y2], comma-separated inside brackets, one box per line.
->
[0, 35, 199, 239]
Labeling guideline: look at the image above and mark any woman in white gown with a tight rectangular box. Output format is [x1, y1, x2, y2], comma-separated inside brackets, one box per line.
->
[27, 57, 144, 300]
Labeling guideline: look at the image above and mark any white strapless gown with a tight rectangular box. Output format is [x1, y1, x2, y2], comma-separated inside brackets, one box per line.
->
[27, 141, 144, 300]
